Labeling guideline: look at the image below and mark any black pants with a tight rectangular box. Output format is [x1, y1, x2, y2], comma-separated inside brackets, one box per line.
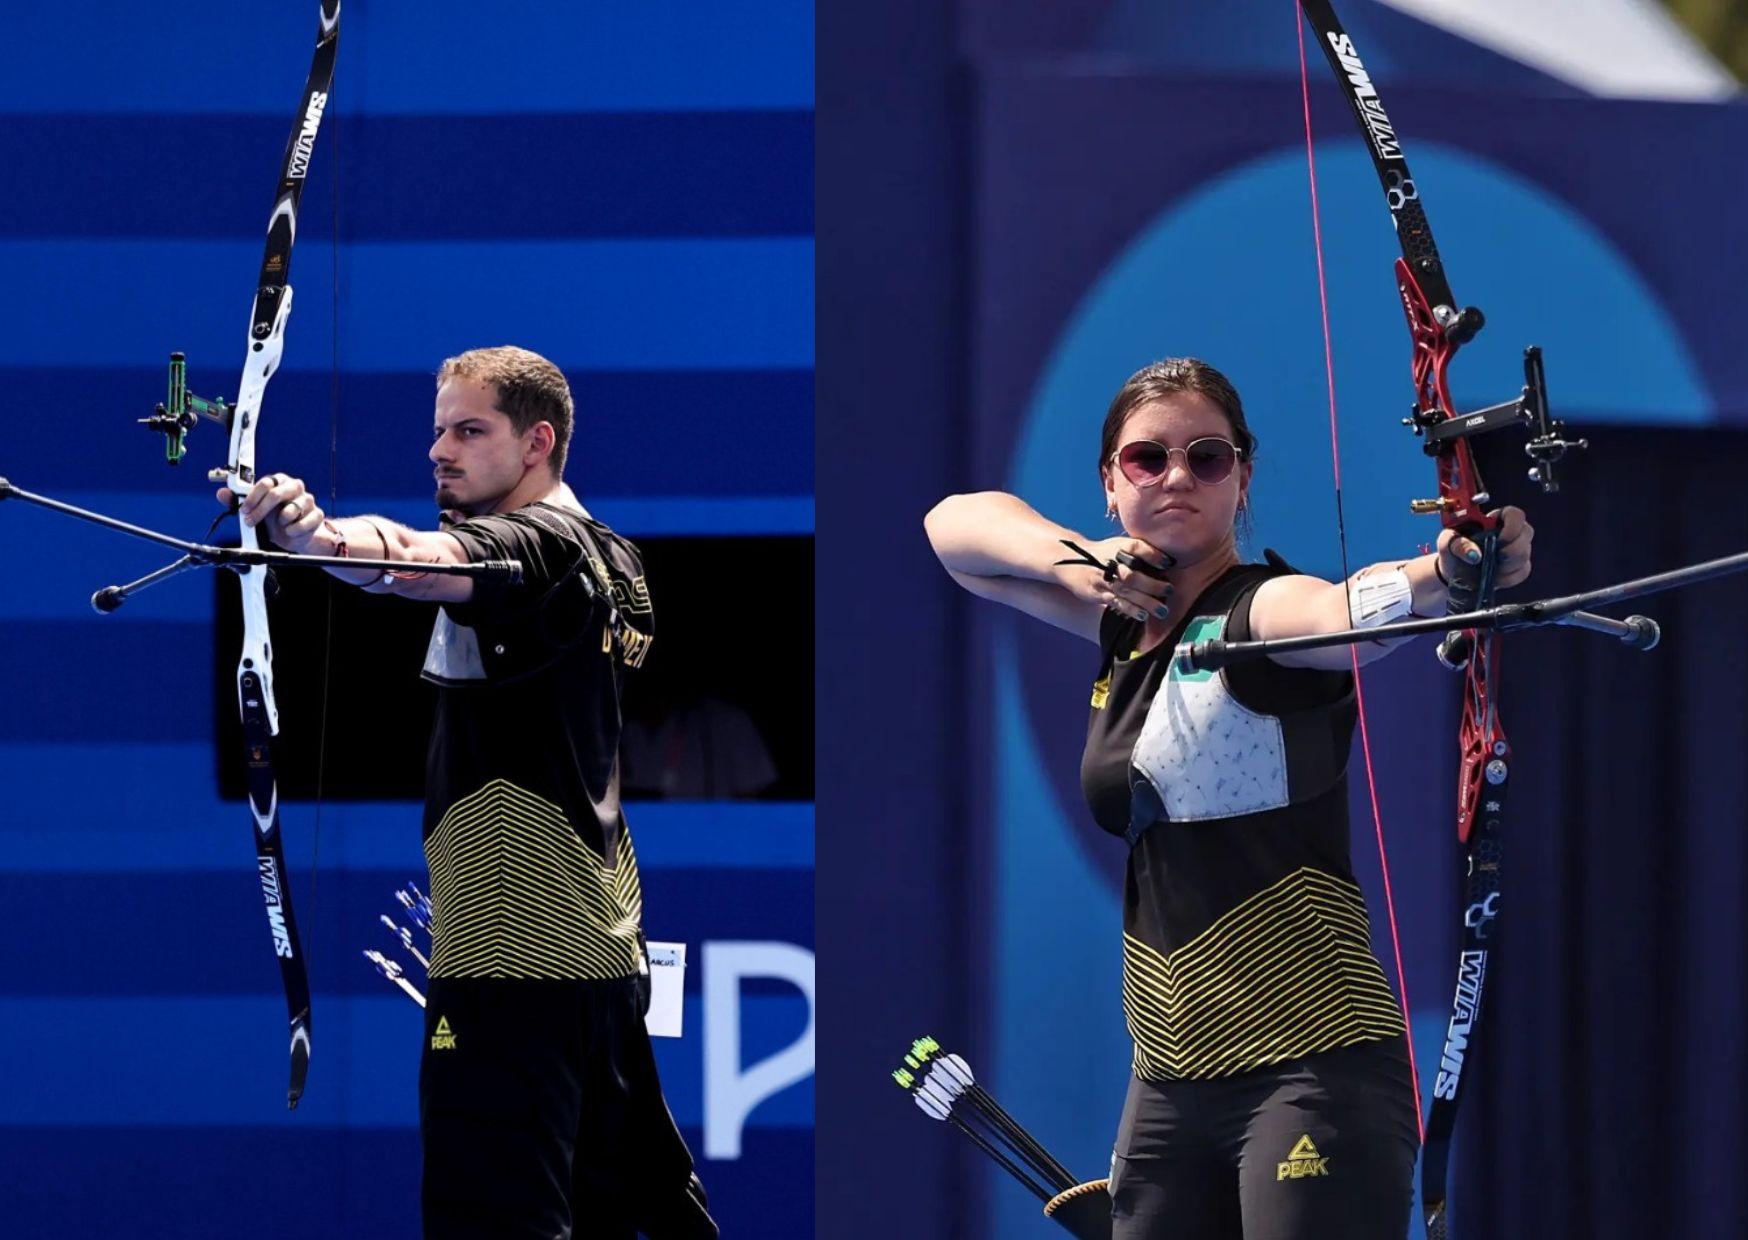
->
[420, 975, 718, 1240]
[1109, 1037, 1419, 1240]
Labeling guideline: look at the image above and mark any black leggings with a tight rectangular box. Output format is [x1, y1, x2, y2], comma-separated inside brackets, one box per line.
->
[1109, 1037, 1419, 1240]
[420, 975, 717, 1240]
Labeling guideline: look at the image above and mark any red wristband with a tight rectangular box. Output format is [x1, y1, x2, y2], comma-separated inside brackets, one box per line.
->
[321, 518, 349, 559]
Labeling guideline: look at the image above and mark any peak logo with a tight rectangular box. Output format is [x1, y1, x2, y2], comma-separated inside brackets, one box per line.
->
[288, 91, 328, 180]
[430, 1016, 457, 1051]
[1276, 1134, 1331, 1180]
[1324, 34, 1403, 163]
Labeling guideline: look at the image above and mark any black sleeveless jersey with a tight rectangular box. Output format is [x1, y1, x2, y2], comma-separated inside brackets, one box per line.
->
[1080, 558, 1404, 1080]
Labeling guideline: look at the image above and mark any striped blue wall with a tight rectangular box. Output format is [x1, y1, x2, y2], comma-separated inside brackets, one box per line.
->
[0, 3, 812, 1236]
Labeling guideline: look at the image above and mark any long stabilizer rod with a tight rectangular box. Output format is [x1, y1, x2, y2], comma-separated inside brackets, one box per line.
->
[0, 477, 522, 612]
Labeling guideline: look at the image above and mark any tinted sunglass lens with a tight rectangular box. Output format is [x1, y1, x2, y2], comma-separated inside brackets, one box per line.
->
[1187, 441, 1235, 484]
[1119, 444, 1169, 484]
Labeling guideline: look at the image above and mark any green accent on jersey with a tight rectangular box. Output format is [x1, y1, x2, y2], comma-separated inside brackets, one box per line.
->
[1172, 615, 1226, 683]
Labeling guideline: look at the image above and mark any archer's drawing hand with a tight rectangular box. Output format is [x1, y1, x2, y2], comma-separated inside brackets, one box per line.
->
[1438, 505, 1533, 592]
[1058, 535, 1175, 623]
[216, 472, 326, 554]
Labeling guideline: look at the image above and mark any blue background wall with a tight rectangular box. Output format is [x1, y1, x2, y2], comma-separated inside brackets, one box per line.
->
[0, 3, 812, 1236]
[820, 2, 1748, 1238]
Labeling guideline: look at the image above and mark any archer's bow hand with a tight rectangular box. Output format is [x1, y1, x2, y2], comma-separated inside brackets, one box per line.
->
[1437, 505, 1534, 593]
[216, 471, 326, 554]
[1055, 535, 1175, 623]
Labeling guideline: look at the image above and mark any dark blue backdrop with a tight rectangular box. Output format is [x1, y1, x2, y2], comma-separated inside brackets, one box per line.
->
[821, 2, 1747, 1238]
[0, 4, 812, 1237]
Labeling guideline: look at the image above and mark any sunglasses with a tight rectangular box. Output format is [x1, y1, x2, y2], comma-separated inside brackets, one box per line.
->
[1113, 437, 1243, 487]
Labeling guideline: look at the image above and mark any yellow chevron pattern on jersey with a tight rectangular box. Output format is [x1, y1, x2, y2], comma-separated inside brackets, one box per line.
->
[426, 779, 643, 980]
[1123, 867, 1403, 1080]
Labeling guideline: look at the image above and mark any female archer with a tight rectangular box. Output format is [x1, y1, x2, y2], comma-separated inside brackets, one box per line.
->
[924, 357, 1532, 1239]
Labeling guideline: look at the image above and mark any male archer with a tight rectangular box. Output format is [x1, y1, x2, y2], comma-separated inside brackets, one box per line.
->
[227, 345, 716, 1239]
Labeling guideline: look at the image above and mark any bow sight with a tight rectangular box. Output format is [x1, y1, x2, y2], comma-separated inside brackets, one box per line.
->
[1402, 344, 1589, 502]
[138, 352, 233, 467]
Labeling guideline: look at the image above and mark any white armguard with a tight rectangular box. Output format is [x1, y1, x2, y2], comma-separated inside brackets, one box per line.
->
[1348, 565, 1415, 629]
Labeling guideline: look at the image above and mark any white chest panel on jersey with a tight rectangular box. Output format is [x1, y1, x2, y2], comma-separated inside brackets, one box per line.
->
[1131, 613, 1289, 822]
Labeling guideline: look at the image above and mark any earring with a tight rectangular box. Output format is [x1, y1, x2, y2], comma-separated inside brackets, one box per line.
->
[1105, 504, 1119, 522]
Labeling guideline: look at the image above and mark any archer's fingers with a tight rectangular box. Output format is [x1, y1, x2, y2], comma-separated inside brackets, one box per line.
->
[1437, 528, 1485, 568]
[1107, 569, 1173, 616]
[1495, 557, 1533, 588]
[1491, 505, 1531, 539]
[1116, 562, 1173, 599]
[1495, 535, 1533, 583]
[1495, 520, 1534, 560]
[1104, 597, 1155, 623]
[1112, 587, 1173, 621]
[236, 487, 270, 525]
[235, 475, 278, 525]
[239, 474, 302, 526]
[279, 495, 325, 540]
[1115, 547, 1172, 580]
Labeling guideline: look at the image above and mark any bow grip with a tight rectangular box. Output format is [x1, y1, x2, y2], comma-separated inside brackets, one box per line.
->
[1437, 522, 1499, 669]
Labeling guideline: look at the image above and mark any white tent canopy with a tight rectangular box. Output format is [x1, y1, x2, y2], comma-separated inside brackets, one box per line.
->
[1376, 0, 1738, 99]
